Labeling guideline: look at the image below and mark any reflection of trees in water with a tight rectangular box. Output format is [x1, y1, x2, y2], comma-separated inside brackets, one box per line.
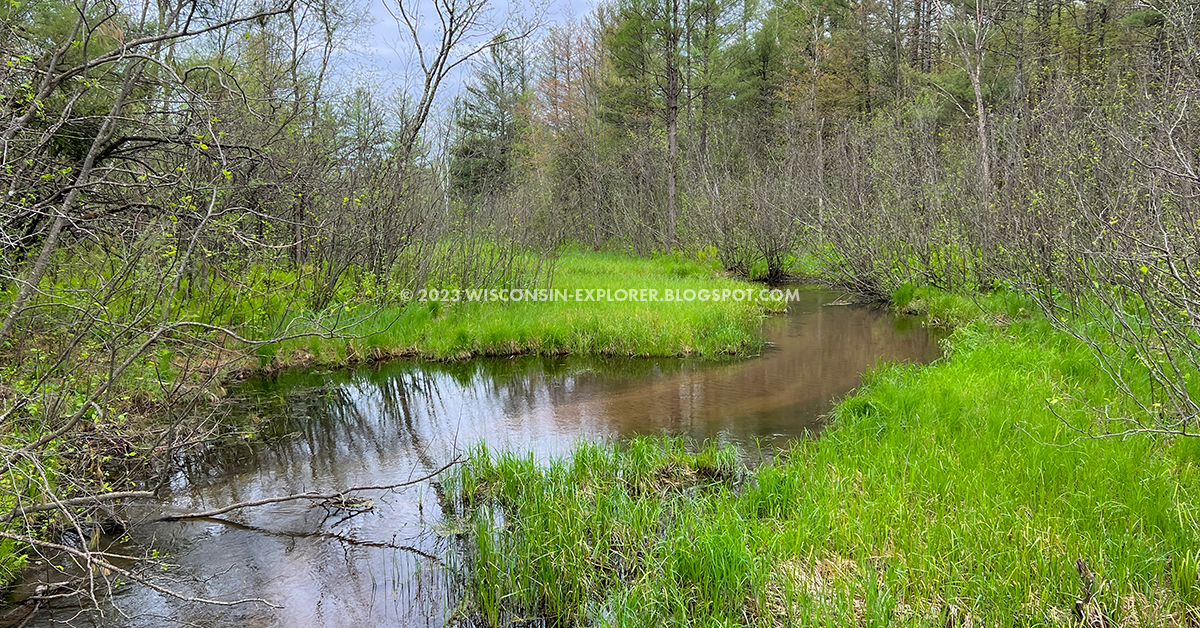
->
[185, 294, 940, 485]
[258, 370, 449, 482]
[126, 295, 941, 628]
[238, 356, 703, 468]
[535, 303, 942, 442]
[185, 359, 567, 485]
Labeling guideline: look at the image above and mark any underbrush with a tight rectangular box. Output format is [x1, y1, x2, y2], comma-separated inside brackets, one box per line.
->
[1, 249, 772, 410]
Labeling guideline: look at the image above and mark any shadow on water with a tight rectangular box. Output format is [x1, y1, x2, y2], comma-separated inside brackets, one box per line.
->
[9, 289, 945, 627]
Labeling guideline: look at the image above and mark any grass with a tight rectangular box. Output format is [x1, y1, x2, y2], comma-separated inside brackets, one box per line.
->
[447, 293, 1200, 627]
[1, 249, 772, 408]
[263, 250, 775, 365]
[0, 248, 774, 588]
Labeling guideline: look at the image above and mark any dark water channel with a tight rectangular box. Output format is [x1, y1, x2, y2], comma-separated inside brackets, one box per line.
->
[9, 289, 944, 627]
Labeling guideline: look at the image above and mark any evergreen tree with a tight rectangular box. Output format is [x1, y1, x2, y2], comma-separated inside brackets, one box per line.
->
[449, 35, 531, 202]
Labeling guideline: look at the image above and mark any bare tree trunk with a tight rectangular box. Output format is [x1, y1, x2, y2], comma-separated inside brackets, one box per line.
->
[953, 1, 992, 200]
[698, 0, 715, 161]
[665, 0, 681, 251]
[0, 61, 147, 345]
[968, 57, 991, 198]
[294, 193, 306, 268]
[816, 117, 826, 241]
[391, 0, 532, 161]
[667, 99, 678, 251]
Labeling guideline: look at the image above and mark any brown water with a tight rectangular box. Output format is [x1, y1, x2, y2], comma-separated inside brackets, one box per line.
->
[7, 289, 943, 627]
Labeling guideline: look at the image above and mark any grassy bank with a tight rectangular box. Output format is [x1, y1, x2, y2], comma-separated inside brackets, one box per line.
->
[0, 250, 772, 588]
[448, 293, 1200, 626]
[2, 250, 771, 410]
[263, 250, 774, 365]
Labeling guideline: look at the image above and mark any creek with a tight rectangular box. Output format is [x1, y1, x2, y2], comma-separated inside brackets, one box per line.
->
[13, 289, 943, 627]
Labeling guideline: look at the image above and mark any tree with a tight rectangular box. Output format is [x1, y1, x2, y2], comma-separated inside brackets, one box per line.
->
[944, 0, 995, 199]
[386, 0, 533, 161]
[599, 0, 687, 249]
[0, 0, 296, 345]
[533, 19, 606, 241]
[0, 0, 546, 612]
[450, 35, 532, 203]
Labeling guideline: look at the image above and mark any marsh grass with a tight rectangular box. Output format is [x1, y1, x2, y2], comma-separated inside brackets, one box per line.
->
[1, 250, 768, 409]
[265, 250, 772, 364]
[0, 248, 770, 587]
[449, 297, 1200, 627]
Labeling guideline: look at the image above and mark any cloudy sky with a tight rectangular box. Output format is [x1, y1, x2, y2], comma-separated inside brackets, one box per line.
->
[337, 0, 597, 110]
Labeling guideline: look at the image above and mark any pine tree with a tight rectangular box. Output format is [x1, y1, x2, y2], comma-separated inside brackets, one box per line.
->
[449, 35, 531, 203]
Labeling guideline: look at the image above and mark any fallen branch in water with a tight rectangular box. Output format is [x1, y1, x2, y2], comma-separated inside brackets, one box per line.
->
[0, 491, 156, 524]
[200, 516, 447, 563]
[155, 456, 463, 522]
[0, 531, 279, 608]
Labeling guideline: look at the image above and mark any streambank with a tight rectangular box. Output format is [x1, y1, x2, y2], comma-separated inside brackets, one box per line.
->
[0, 251, 776, 592]
[255, 251, 780, 368]
[2, 287, 941, 626]
[449, 290, 1200, 626]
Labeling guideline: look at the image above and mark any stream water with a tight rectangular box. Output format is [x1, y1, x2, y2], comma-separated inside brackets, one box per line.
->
[8, 288, 944, 627]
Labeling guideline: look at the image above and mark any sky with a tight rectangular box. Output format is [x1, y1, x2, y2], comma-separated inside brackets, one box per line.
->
[334, 0, 598, 116]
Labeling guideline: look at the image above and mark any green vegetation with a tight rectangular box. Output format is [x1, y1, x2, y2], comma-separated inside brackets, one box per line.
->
[5, 0, 1197, 613]
[0, 249, 772, 589]
[0, 537, 26, 587]
[449, 293, 1200, 626]
[266, 250, 775, 365]
[1, 249, 771, 408]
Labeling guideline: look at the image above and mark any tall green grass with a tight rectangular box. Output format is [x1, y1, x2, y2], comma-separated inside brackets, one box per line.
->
[448, 299, 1200, 626]
[265, 250, 772, 364]
[0, 249, 771, 588]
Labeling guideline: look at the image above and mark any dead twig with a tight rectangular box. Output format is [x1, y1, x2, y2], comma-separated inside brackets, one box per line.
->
[0, 530, 279, 608]
[0, 490, 155, 524]
[155, 455, 463, 522]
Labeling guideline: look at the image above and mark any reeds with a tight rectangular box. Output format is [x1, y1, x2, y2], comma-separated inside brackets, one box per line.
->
[449, 303, 1200, 627]
[269, 250, 770, 364]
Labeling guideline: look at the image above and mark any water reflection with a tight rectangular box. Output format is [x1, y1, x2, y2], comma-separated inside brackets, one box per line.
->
[13, 289, 943, 627]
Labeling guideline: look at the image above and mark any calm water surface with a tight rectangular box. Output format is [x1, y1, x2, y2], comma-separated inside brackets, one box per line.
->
[10, 289, 944, 627]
